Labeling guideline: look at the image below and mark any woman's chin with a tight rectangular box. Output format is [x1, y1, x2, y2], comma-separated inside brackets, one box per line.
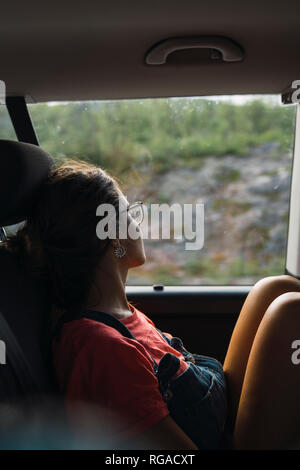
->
[130, 254, 146, 268]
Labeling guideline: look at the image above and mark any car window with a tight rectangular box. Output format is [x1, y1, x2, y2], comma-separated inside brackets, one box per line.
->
[0, 104, 16, 141]
[27, 95, 296, 286]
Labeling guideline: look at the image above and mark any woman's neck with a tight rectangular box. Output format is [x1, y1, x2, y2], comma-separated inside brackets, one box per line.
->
[87, 298, 132, 319]
[86, 266, 132, 319]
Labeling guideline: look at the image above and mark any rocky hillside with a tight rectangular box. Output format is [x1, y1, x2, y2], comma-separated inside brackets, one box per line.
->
[127, 142, 292, 285]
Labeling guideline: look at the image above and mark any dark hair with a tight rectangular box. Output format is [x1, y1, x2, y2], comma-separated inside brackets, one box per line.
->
[4, 158, 122, 319]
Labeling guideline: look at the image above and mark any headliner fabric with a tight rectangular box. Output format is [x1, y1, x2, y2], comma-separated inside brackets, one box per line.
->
[0, 140, 55, 226]
[1, 1, 300, 101]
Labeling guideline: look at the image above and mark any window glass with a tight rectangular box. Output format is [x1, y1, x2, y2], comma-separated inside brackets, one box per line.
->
[28, 95, 296, 285]
[0, 104, 16, 140]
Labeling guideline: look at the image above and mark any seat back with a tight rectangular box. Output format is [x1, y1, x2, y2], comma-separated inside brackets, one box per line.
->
[0, 247, 54, 399]
[0, 140, 56, 402]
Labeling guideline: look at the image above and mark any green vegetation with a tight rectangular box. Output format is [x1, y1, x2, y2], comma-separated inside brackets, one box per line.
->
[0, 96, 293, 285]
[128, 253, 286, 286]
[212, 199, 252, 215]
[12, 97, 295, 178]
[183, 253, 286, 285]
[152, 265, 180, 284]
[214, 167, 241, 184]
[185, 256, 218, 277]
[0, 97, 295, 179]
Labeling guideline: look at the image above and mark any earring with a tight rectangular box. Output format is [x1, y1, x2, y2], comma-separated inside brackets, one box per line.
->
[113, 245, 126, 258]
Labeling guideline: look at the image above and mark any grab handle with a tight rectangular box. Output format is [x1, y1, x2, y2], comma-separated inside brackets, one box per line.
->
[145, 36, 244, 65]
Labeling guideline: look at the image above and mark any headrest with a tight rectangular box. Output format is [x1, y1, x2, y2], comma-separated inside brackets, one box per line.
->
[0, 140, 55, 226]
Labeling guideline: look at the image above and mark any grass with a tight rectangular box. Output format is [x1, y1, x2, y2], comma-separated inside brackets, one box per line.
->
[212, 199, 252, 215]
[214, 167, 241, 184]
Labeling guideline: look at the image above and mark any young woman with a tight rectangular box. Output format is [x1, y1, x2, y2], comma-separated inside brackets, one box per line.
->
[4, 159, 300, 450]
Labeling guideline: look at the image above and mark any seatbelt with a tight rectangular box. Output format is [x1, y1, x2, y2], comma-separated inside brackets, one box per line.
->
[0, 311, 41, 398]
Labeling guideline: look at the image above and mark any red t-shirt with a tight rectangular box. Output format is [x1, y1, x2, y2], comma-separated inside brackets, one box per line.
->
[52, 302, 189, 443]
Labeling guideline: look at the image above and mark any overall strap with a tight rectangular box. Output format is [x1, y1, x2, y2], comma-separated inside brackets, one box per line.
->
[83, 310, 158, 371]
[83, 310, 137, 340]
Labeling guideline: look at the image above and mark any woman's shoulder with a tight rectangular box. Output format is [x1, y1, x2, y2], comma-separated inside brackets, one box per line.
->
[57, 316, 130, 348]
[53, 316, 154, 366]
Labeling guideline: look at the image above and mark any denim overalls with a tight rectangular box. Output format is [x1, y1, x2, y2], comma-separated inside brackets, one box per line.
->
[53, 309, 228, 449]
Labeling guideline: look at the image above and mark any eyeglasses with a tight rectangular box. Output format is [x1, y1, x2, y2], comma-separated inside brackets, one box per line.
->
[122, 201, 144, 226]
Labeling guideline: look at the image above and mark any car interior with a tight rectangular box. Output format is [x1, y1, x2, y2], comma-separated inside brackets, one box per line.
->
[0, 0, 300, 450]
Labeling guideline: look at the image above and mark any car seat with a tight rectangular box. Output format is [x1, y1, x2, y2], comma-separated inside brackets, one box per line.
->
[0, 140, 70, 447]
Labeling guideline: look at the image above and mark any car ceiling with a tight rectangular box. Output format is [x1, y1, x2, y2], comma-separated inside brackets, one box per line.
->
[1, 0, 300, 103]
